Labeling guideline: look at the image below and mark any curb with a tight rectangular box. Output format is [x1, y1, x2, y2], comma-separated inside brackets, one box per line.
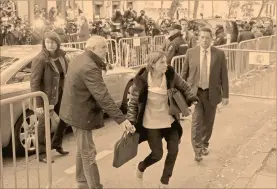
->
[231, 135, 276, 188]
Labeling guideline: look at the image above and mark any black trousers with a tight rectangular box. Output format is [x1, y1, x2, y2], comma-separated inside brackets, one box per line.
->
[37, 89, 68, 156]
[191, 88, 217, 154]
[138, 125, 179, 185]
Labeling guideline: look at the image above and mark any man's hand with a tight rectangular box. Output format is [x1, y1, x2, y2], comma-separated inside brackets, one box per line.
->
[120, 120, 136, 133]
[222, 98, 229, 106]
[36, 107, 44, 115]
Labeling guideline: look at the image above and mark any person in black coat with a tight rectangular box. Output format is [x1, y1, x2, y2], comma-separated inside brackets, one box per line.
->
[127, 51, 198, 188]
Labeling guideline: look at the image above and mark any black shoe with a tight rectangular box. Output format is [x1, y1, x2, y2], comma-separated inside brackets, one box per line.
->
[194, 153, 203, 162]
[56, 147, 69, 155]
[39, 157, 54, 163]
[201, 148, 209, 156]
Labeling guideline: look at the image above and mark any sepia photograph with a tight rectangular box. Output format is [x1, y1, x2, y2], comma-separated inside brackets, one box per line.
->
[0, 0, 276, 188]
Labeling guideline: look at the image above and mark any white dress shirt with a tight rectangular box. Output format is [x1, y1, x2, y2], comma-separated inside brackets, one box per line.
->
[199, 46, 211, 87]
[143, 73, 174, 129]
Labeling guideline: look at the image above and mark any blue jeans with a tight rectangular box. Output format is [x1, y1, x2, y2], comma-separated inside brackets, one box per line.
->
[73, 127, 103, 189]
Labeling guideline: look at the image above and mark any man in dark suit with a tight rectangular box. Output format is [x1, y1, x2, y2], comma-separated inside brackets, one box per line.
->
[181, 27, 229, 162]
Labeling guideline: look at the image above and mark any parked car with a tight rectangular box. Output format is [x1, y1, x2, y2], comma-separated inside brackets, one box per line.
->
[0, 45, 136, 156]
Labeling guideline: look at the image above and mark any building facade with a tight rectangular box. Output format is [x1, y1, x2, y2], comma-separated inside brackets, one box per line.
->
[14, 0, 277, 23]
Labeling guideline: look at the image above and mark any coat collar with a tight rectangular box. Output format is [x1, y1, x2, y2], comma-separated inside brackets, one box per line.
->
[84, 50, 107, 71]
[168, 31, 183, 41]
[134, 65, 176, 89]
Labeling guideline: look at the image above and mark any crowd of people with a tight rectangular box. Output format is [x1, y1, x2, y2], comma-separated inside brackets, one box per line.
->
[6, 2, 272, 189]
[0, 0, 33, 46]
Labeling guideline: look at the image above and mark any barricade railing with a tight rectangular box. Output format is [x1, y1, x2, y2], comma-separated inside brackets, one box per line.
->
[106, 39, 119, 65]
[118, 36, 152, 68]
[170, 55, 186, 75]
[170, 49, 276, 99]
[217, 42, 239, 49]
[222, 49, 276, 100]
[61, 39, 118, 65]
[153, 35, 166, 51]
[66, 33, 78, 42]
[257, 36, 273, 50]
[0, 92, 52, 188]
[62, 41, 86, 49]
[270, 35, 276, 51]
[238, 38, 258, 50]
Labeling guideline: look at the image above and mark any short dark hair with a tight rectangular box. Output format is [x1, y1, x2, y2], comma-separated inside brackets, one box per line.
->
[200, 27, 213, 37]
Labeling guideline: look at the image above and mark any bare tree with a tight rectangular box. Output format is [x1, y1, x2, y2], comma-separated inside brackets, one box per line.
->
[241, 1, 258, 19]
[257, 0, 273, 18]
[226, 0, 240, 18]
[193, 0, 199, 19]
[167, 0, 182, 19]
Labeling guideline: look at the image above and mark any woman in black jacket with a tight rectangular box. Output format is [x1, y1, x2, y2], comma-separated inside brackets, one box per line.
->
[127, 51, 198, 188]
[30, 31, 69, 163]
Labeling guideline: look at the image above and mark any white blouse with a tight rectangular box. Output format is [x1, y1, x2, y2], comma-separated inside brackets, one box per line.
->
[143, 73, 174, 129]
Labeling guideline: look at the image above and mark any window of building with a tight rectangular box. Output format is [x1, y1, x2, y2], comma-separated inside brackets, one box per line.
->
[95, 5, 101, 16]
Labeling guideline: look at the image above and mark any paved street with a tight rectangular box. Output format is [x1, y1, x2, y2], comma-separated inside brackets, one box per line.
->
[2, 96, 276, 188]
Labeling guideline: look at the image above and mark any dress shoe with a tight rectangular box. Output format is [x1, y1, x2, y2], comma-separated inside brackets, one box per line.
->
[55, 147, 69, 155]
[201, 148, 209, 156]
[39, 157, 54, 163]
[194, 153, 203, 162]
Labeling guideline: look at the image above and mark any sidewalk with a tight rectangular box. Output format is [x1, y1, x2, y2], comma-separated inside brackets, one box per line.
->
[249, 148, 276, 188]
[50, 96, 276, 189]
[230, 134, 276, 189]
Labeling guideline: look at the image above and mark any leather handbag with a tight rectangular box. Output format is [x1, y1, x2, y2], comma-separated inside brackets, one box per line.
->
[168, 88, 191, 117]
[113, 131, 140, 168]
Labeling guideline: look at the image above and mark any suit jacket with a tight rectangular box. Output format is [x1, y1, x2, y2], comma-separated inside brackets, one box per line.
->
[181, 46, 229, 106]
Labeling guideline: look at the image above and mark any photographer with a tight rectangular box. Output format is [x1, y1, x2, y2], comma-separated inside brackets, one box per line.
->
[123, 4, 137, 22]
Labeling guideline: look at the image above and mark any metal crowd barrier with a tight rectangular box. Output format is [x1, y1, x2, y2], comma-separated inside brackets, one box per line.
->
[225, 48, 276, 100]
[238, 38, 258, 50]
[237, 35, 275, 51]
[61, 35, 275, 70]
[270, 35, 276, 51]
[217, 42, 239, 49]
[170, 55, 186, 75]
[61, 39, 118, 65]
[171, 48, 276, 100]
[257, 36, 272, 50]
[66, 33, 78, 42]
[0, 92, 52, 188]
[118, 36, 152, 68]
[153, 35, 166, 51]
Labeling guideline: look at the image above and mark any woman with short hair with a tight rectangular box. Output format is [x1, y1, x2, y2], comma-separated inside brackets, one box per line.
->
[127, 51, 198, 188]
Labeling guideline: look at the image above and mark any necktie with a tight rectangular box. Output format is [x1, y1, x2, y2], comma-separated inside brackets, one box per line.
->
[201, 50, 208, 89]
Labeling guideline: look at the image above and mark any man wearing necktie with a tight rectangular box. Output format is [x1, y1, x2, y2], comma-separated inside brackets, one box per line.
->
[181, 27, 229, 162]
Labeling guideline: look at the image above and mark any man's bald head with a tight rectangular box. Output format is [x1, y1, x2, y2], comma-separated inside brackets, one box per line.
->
[85, 35, 106, 50]
[85, 36, 108, 59]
